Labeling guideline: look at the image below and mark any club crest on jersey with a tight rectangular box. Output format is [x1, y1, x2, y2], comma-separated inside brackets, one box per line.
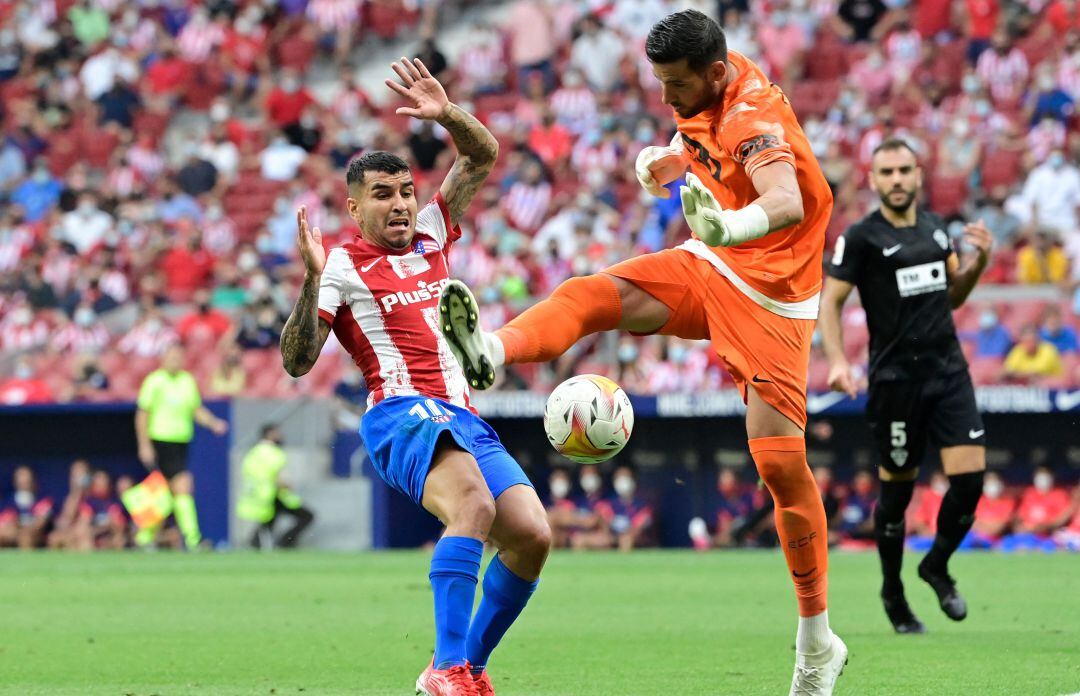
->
[380, 277, 450, 313]
[388, 253, 431, 279]
[933, 229, 949, 250]
[413, 239, 426, 254]
[890, 448, 908, 467]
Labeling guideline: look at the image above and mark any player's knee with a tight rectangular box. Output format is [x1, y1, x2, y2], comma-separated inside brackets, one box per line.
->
[753, 457, 812, 503]
[520, 517, 553, 566]
[876, 479, 915, 523]
[947, 471, 984, 512]
[455, 486, 496, 535]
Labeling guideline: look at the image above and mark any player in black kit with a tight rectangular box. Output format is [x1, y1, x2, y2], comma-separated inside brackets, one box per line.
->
[818, 139, 993, 634]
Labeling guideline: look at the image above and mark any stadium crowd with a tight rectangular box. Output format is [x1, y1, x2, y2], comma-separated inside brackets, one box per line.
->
[7, 455, 1080, 552]
[0, 0, 1080, 405]
[539, 462, 1080, 552]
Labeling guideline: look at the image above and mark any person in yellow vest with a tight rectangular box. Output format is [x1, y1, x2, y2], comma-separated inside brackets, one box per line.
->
[237, 423, 314, 549]
[135, 344, 229, 549]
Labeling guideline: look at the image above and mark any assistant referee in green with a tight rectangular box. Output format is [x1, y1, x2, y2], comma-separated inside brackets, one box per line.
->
[135, 344, 228, 549]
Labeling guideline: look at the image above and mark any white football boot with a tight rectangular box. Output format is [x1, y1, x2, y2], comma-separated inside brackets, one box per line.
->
[789, 632, 848, 696]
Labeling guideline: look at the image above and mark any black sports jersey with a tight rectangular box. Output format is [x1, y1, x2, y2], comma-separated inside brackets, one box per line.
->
[826, 208, 967, 381]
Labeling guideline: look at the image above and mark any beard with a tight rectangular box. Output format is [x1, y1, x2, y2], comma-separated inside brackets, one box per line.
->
[879, 188, 917, 215]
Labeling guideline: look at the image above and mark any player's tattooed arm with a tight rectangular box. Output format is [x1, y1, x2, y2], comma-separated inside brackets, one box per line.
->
[281, 206, 331, 378]
[437, 102, 499, 226]
[383, 56, 498, 227]
[281, 276, 332, 378]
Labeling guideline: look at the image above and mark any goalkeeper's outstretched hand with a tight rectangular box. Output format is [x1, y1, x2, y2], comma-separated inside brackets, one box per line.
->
[634, 133, 689, 199]
[680, 172, 730, 246]
[680, 172, 772, 248]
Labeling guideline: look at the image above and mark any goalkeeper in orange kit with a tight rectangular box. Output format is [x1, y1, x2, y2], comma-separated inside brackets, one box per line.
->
[440, 10, 845, 694]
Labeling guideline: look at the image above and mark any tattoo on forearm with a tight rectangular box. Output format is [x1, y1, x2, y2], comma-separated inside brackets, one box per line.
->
[281, 274, 324, 377]
[437, 103, 498, 223]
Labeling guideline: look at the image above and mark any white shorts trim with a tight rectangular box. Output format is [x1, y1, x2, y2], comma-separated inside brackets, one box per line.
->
[676, 239, 820, 320]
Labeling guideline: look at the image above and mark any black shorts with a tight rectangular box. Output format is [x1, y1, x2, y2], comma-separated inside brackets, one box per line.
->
[153, 440, 190, 480]
[866, 370, 985, 473]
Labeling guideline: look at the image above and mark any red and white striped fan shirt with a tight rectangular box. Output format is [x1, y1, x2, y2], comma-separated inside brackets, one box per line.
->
[306, 0, 361, 33]
[177, 20, 226, 63]
[51, 323, 110, 354]
[317, 194, 472, 410]
[976, 48, 1029, 103]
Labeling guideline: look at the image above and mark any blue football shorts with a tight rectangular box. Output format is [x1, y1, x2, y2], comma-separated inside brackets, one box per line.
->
[360, 395, 532, 506]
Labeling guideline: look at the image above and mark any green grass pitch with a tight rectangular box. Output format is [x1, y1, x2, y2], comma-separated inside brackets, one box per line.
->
[1, 550, 1077, 695]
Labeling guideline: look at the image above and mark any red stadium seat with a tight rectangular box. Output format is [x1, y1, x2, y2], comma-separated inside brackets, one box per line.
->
[969, 357, 1004, 386]
[980, 148, 1024, 192]
[928, 176, 968, 218]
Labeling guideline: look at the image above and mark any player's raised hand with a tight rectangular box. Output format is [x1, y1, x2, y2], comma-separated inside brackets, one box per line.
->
[635, 133, 689, 198]
[962, 218, 993, 261]
[827, 361, 858, 399]
[296, 205, 326, 276]
[681, 172, 729, 246]
[384, 57, 449, 120]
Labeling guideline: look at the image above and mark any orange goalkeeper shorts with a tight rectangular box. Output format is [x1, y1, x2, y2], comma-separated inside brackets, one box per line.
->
[604, 248, 815, 428]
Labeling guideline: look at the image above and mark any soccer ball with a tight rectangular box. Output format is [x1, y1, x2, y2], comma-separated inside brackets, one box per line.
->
[543, 374, 634, 464]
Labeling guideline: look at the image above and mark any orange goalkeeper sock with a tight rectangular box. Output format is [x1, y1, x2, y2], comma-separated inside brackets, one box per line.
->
[749, 436, 829, 618]
[495, 274, 621, 365]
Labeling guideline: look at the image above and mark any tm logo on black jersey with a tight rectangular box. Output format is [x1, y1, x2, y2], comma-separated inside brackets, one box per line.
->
[895, 261, 946, 298]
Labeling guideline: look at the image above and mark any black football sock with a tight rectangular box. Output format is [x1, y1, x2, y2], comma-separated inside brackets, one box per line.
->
[924, 471, 984, 573]
[875, 479, 915, 597]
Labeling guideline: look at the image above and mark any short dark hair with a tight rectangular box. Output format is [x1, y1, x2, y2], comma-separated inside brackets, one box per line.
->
[645, 10, 727, 71]
[260, 423, 280, 439]
[346, 151, 410, 188]
[871, 138, 918, 160]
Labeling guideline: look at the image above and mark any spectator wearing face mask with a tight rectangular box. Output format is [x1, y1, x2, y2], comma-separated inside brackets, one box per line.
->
[964, 471, 1016, 548]
[595, 465, 654, 552]
[260, 133, 309, 182]
[1001, 466, 1072, 551]
[549, 70, 597, 136]
[0, 303, 50, 352]
[51, 304, 109, 354]
[963, 307, 1012, 358]
[1025, 63, 1075, 126]
[545, 468, 578, 548]
[0, 466, 53, 549]
[176, 289, 233, 349]
[117, 309, 178, 358]
[1019, 151, 1080, 234]
[0, 356, 52, 405]
[569, 464, 612, 550]
[265, 69, 316, 129]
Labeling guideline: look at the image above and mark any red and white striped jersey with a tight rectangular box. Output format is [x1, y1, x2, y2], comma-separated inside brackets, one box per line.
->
[306, 0, 361, 32]
[317, 194, 472, 411]
[976, 48, 1029, 103]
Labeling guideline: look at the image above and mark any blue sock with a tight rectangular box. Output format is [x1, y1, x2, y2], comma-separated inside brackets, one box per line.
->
[430, 536, 483, 669]
[466, 554, 539, 673]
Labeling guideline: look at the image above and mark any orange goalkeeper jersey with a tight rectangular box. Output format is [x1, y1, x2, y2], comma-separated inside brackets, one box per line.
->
[674, 51, 832, 313]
